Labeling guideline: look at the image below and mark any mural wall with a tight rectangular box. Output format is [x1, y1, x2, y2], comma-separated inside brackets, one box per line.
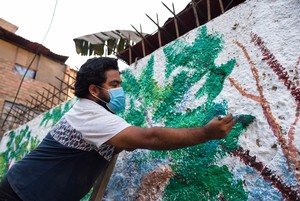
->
[0, 0, 299, 200]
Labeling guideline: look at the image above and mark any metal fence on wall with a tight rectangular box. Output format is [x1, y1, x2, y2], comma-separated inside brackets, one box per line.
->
[0, 72, 75, 135]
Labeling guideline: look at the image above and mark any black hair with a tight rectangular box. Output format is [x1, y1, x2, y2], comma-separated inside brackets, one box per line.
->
[74, 57, 119, 98]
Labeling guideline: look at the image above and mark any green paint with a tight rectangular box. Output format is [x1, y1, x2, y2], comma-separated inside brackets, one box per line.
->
[138, 55, 156, 107]
[0, 125, 39, 180]
[122, 70, 140, 99]
[40, 98, 75, 127]
[163, 26, 235, 101]
[0, 154, 6, 179]
[80, 188, 93, 201]
[164, 165, 247, 201]
[120, 99, 146, 127]
[120, 25, 255, 200]
[153, 70, 192, 123]
[121, 56, 173, 126]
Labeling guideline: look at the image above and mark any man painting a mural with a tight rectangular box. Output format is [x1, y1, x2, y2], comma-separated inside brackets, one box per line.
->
[1, 0, 299, 199]
[0, 57, 235, 201]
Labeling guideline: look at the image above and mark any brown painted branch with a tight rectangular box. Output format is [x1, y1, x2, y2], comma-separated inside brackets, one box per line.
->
[135, 164, 174, 200]
[228, 77, 261, 102]
[251, 33, 300, 102]
[249, 35, 300, 187]
[235, 40, 291, 177]
[232, 147, 300, 200]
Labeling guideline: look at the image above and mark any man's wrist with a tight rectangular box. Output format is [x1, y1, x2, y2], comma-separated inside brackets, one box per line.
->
[197, 126, 211, 142]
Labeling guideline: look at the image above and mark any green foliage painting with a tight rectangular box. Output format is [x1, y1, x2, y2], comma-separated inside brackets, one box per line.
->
[109, 26, 254, 200]
[0, 126, 39, 180]
[40, 98, 76, 127]
[0, 98, 76, 180]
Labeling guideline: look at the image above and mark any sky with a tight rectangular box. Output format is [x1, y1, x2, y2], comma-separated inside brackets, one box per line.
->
[0, 0, 191, 70]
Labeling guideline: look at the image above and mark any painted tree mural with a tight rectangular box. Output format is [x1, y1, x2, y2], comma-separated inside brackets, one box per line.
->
[104, 26, 255, 200]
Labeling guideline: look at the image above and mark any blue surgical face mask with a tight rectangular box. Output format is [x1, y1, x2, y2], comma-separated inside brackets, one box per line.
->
[93, 86, 126, 113]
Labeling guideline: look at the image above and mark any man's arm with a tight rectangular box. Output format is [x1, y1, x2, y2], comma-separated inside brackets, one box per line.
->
[107, 114, 235, 150]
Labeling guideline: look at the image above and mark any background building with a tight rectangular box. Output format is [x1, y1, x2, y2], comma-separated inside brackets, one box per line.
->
[0, 18, 75, 137]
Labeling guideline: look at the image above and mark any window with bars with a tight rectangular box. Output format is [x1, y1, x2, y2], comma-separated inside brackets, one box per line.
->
[14, 64, 36, 79]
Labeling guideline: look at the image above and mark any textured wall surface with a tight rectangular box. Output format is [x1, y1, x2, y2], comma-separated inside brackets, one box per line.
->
[104, 0, 300, 200]
[0, 0, 299, 200]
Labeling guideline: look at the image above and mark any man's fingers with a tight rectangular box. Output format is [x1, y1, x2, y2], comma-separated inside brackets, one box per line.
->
[219, 114, 234, 124]
[228, 117, 235, 128]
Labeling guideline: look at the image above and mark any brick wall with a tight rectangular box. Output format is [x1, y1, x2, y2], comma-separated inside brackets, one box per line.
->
[0, 39, 68, 136]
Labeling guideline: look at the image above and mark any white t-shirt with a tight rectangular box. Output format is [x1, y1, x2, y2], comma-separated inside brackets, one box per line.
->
[7, 98, 131, 201]
[65, 98, 131, 148]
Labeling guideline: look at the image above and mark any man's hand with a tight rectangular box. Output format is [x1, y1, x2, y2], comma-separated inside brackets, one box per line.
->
[202, 114, 235, 140]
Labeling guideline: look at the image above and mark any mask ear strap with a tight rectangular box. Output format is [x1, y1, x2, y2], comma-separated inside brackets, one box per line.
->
[96, 85, 108, 92]
[91, 93, 108, 104]
[93, 85, 110, 102]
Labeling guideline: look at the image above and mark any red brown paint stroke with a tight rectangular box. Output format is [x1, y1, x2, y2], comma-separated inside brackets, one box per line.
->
[232, 147, 300, 201]
[250, 34, 300, 189]
[251, 33, 300, 102]
[228, 77, 261, 103]
[229, 40, 300, 190]
[135, 164, 175, 201]
[233, 41, 289, 162]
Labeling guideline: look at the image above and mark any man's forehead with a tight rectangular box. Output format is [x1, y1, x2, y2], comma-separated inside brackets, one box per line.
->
[105, 69, 122, 82]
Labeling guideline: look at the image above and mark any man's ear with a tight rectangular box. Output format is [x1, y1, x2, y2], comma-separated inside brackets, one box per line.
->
[88, 84, 98, 96]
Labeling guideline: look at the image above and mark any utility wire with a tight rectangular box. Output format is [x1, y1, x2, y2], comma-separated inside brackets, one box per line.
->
[1, 0, 59, 132]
